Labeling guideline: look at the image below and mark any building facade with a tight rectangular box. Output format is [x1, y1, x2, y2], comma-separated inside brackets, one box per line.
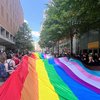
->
[0, 0, 24, 50]
[34, 42, 42, 52]
[79, 30, 100, 54]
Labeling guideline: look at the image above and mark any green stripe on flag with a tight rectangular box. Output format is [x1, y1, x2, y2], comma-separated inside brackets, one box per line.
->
[43, 60, 77, 100]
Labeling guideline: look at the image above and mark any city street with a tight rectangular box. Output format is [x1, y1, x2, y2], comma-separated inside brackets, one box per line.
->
[0, 0, 100, 100]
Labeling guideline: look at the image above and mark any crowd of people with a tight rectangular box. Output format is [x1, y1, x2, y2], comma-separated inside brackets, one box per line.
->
[0, 49, 30, 81]
[54, 51, 100, 66]
[0, 48, 100, 81]
[75, 53, 100, 66]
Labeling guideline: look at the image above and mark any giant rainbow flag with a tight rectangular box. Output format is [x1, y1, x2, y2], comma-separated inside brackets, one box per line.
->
[0, 53, 100, 100]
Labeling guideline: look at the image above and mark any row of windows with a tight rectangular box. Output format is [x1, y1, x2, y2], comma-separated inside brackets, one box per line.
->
[0, 27, 15, 42]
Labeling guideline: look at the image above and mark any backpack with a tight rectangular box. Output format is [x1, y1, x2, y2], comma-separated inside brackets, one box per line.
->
[0, 64, 8, 78]
[7, 60, 14, 70]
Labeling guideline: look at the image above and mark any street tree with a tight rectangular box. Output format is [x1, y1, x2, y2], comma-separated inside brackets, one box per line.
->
[39, 0, 100, 53]
[15, 22, 34, 52]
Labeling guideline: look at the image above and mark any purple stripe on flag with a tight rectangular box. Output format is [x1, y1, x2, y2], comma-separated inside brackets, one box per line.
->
[54, 58, 100, 94]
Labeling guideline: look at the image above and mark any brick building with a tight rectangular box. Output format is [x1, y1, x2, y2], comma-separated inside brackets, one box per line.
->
[0, 0, 24, 50]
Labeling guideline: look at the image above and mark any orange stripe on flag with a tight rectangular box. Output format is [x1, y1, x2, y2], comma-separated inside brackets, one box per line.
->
[21, 57, 38, 100]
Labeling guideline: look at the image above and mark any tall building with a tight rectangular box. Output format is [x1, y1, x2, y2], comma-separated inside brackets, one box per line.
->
[0, 0, 24, 50]
[34, 42, 42, 52]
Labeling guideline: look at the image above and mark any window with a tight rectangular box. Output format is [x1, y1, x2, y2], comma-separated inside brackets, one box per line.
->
[6, 31, 9, 38]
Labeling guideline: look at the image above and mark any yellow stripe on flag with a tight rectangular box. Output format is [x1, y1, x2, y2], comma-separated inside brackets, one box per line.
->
[34, 53, 40, 59]
[36, 59, 59, 100]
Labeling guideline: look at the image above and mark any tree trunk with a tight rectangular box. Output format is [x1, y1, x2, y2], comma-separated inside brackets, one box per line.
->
[58, 41, 60, 55]
[70, 34, 73, 55]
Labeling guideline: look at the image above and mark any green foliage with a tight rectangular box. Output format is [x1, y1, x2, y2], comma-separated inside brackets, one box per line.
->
[39, 0, 100, 48]
[15, 22, 34, 51]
